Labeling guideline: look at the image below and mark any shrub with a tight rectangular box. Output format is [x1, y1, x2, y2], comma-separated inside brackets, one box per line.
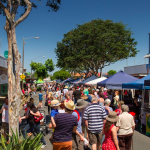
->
[0, 129, 42, 150]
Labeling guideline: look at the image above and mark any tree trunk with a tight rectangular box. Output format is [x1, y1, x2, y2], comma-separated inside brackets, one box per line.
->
[6, 22, 21, 136]
[100, 68, 102, 77]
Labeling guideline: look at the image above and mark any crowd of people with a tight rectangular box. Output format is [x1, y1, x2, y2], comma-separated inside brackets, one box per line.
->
[0, 82, 138, 150]
[41, 83, 136, 150]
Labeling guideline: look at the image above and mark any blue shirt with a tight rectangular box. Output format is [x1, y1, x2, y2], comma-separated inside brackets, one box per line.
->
[104, 106, 113, 115]
[50, 109, 59, 117]
[72, 109, 82, 134]
[39, 93, 43, 100]
[86, 95, 92, 103]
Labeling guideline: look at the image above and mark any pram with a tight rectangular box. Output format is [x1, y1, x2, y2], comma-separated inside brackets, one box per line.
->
[38, 110, 49, 136]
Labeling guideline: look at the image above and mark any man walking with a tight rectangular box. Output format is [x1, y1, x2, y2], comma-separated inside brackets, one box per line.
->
[72, 99, 89, 150]
[73, 86, 81, 104]
[83, 97, 106, 150]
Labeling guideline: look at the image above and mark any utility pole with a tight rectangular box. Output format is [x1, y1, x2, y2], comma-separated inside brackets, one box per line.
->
[0, 38, 1, 55]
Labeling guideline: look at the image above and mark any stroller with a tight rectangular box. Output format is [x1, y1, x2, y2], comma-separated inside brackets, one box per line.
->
[38, 110, 49, 136]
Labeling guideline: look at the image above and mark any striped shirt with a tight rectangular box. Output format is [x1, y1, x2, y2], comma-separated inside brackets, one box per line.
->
[53, 113, 77, 142]
[83, 103, 106, 133]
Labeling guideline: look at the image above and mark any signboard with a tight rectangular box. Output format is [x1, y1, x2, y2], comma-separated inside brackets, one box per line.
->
[4, 51, 8, 59]
[146, 113, 150, 136]
[20, 74, 26, 80]
[0, 74, 8, 84]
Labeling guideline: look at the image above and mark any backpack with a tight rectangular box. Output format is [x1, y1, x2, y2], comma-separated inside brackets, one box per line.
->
[73, 110, 80, 122]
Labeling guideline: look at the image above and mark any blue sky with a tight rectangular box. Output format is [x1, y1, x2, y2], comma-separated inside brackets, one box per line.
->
[0, 0, 150, 74]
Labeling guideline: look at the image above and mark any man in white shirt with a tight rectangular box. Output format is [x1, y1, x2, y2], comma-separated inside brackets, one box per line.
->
[0, 96, 9, 141]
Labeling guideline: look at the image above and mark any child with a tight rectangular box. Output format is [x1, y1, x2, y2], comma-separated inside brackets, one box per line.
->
[0, 96, 9, 141]
[49, 100, 60, 143]
[38, 90, 43, 107]
[115, 101, 124, 116]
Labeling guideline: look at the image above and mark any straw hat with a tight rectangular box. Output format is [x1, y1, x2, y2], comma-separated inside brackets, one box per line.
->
[106, 111, 118, 122]
[75, 99, 89, 109]
[50, 100, 60, 107]
[64, 100, 75, 110]
[81, 95, 88, 100]
[64, 86, 68, 89]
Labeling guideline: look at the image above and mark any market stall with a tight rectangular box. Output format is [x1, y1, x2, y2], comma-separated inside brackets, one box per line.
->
[85, 77, 107, 86]
[97, 70, 138, 89]
[71, 78, 84, 85]
[122, 74, 150, 133]
[79, 75, 97, 85]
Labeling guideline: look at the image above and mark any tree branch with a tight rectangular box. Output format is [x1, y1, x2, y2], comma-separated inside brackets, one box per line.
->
[0, 1, 11, 22]
[14, 0, 32, 27]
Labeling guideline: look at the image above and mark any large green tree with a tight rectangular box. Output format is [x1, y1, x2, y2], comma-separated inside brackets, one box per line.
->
[52, 70, 71, 80]
[55, 19, 139, 77]
[0, 0, 61, 135]
[30, 59, 54, 79]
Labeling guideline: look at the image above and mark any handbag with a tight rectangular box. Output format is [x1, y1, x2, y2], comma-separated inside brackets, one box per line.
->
[45, 100, 48, 106]
[34, 113, 43, 122]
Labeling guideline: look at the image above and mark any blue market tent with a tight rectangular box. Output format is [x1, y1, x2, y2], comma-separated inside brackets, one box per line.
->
[97, 70, 138, 89]
[79, 75, 98, 85]
[122, 74, 150, 89]
[71, 78, 84, 84]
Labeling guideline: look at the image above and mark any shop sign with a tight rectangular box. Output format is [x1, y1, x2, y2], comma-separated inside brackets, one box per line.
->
[4, 51, 8, 59]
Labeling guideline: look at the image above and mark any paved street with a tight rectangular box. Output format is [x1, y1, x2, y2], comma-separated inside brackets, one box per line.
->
[19, 92, 150, 150]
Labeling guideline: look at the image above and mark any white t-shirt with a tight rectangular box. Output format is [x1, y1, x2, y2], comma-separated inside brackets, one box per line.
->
[63, 89, 68, 95]
[2, 103, 9, 123]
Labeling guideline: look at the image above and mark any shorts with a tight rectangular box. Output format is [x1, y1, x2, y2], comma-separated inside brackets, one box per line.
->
[53, 141, 72, 150]
[88, 131, 102, 145]
[72, 133, 84, 150]
[1, 122, 9, 140]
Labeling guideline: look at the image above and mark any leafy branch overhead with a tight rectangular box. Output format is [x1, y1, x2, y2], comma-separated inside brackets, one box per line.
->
[30, 59, 54, 79]
[55, 19, 139, 76]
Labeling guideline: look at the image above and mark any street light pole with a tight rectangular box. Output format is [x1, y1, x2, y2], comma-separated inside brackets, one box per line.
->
[22, 37, 39, 89]
[22, 38, 25, 89]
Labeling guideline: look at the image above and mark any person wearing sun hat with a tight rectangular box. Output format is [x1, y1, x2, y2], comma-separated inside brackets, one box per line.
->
[102, 111, 120, 150]
[49, 100, 60, 143]
[49, 100, 78, 150]
[72, 99, 89, 150]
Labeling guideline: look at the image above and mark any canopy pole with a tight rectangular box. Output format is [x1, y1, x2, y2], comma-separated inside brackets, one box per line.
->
[121, 90, 123, 100]
[141, 89, 145, 133]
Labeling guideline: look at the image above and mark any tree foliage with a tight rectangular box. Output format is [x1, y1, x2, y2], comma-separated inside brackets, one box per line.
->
[107, 70, 116, 75]
[52, 70, 71, 80]
[30, 59, 54, 79]
[45, 59, 55, 72]
[55, 19, 139, 76]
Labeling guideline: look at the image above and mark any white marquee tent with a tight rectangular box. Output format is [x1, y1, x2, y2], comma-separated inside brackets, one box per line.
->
[85, 77, 107, 86]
